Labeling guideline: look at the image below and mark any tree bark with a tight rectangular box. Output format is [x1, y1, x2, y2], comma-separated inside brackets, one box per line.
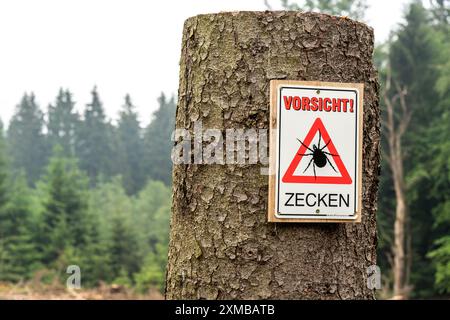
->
[166, 11, 380, 300]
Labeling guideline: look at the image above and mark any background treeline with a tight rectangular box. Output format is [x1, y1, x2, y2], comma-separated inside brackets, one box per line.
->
[373, 1, 449, 298]
[0, 88, 175, 292]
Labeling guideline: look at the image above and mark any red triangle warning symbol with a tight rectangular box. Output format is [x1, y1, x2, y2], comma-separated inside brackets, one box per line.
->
[282, 118, 352, 185]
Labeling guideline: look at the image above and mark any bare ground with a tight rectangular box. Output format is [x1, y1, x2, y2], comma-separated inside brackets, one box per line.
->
[0, 282, 164, 300]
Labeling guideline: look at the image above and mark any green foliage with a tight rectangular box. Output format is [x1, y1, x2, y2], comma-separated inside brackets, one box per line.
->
[429, 0, 450, 25]
[144, 93, 176, 185]
[427, 20, 450, 293]
[428, 236, 450, 293]
[134, 180, 172, 251]
[75, 211, 111, 287]
[109, 211, 142, 280]
[1, 87, 174, 293]
[7, 93, 48, 186]
[134, 249, 166, 293]
[116, 95, 146, 195]
[87, 177, 171, 288]
[377, 1, 450, 298]
[47, 88, 79, 157]
[0, 173, 39, 281]
[390, 2, 440, 122]
[133, 181, 172, 292]
[76, 87, 115, 185]
[38, 146, 90, 264]
[113, 268, 133, 288]
[0, 120, 8, 212]
[281, 0, 367, 20]
[134, 181, 171, 292]
[0, 123, 37, 281]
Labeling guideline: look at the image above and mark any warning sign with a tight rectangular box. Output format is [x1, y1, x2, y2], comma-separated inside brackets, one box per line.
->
[268, 80, 364, 223]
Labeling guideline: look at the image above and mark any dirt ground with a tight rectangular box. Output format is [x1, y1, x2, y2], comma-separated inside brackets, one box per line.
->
[0, 282, 164, 300]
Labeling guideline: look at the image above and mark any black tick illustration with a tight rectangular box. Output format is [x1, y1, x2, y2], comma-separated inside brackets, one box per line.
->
[297, 130, 339, 179]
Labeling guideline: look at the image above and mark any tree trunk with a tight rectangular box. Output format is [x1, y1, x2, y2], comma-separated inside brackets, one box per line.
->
[393, 181, 406, 297]
[381, 69, 410, 299]
[392, 135, 408, 298]
[166, 11, 380, 300]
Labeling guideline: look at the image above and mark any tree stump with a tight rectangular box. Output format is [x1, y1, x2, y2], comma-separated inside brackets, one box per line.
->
[166, 11, 380, 300]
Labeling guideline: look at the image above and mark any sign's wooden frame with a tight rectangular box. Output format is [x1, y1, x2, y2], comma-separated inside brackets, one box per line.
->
[268, 80, 364, 223]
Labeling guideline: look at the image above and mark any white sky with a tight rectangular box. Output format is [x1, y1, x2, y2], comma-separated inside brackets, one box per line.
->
[0, 0, 410, 126]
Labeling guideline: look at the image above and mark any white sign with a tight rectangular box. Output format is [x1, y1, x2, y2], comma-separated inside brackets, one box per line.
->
[268, 80, 364, 223]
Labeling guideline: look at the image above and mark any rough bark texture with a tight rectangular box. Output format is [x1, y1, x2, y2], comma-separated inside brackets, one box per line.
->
[166, 11, 380, 300]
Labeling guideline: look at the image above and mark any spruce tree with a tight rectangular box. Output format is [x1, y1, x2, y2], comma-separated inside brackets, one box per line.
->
[88, 177, 142, 282]
[392, 2, 441, 297]
[134, 180, 171, 252]
[76, 87, 115, 185]
[0, 173, 38, 281]
[0, 120, 38, 282]
[426, 14, 450, 294]
[39, 146, 90, 265]
[116, 94, 145, 195]
[378, 1, 447, 297]
[77, 211, 112, 286]
[109, 213, 142, 281]
[0, 120, 11, 279]
[0, 120, 8, 214]
[7, 93, 48, 185]
[390, 1, 440, 126]
[47, 88, 79, 157]
[143, 93, 176, 185]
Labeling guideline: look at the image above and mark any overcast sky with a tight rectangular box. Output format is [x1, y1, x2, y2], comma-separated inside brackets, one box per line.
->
[0, 0, 411, 126]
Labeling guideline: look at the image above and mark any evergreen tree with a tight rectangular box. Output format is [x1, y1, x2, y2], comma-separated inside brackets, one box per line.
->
[390, 1, 440, 127]
[110, 213, 142, 281]
[134, 246, 167, 293]
[38, 146, 90, 265]
[133, 181, 172, 293]
[392, 2, 442, 297]
[47, 88, 79, 157]
[430, 0, 450, 25]
[88, 177, 142, 282]
[0, 120, 8, 214]
[116, 94, 145, 195]
[0, 120, 11, 279]
[143, 93, 176, 185]
[76, 211, 112, 286]
[378, 1, 447, 297]
[76, 87, 115, 185]
[427, 17, 450, 294]
[134, 180, 172, 253]
[427, 108, 450, 293]
[0, 172, 38, 281]
[7, 93, 48, 185]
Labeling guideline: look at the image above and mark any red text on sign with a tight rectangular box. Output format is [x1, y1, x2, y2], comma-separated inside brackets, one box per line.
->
[283, 96, 354, 113]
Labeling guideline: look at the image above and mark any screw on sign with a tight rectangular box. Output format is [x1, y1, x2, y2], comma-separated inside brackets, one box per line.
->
[268, 80, 364, 223]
